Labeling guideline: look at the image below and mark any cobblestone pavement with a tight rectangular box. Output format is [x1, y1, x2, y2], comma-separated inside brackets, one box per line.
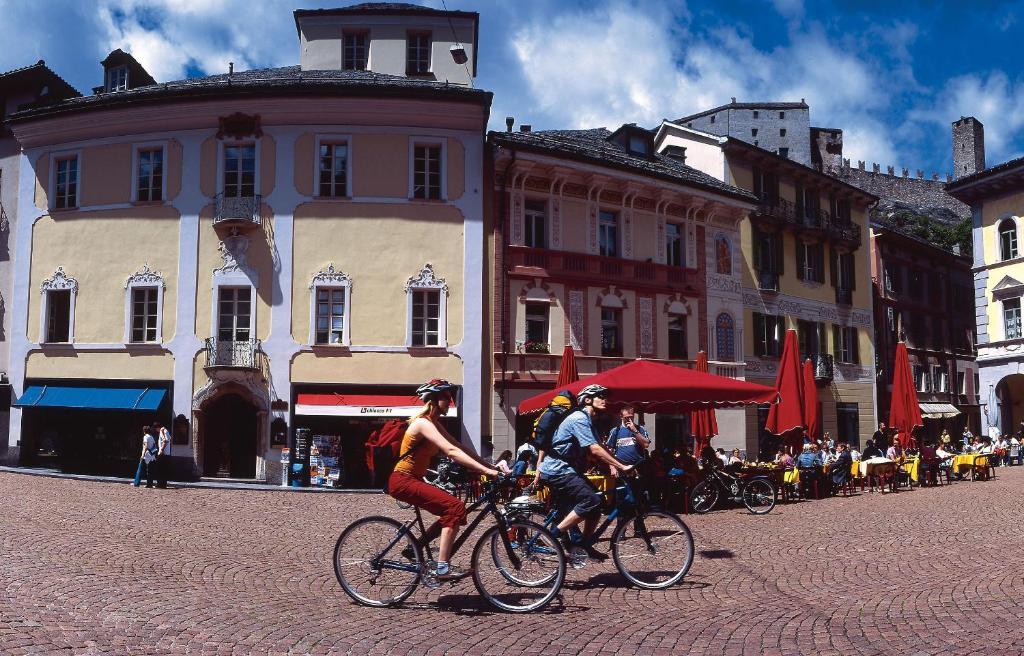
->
[2, 469, 1023, 656]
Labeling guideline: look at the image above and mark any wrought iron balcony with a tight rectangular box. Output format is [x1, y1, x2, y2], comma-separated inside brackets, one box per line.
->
[827, 219, 861, 247]
[757, 271, 780, 292]
[204, 337, 263, 370]
[835, 287, 853, 306]
[213, 193, 262, 228]
[753, 197, 798, 227]
[811, 353, 834, 382]
[507, 246, 695, 288]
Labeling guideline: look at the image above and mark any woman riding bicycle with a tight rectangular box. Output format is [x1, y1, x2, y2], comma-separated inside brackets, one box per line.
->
[388, 378, 504, 582]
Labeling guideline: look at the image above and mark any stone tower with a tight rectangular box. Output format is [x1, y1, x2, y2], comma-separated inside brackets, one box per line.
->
[952, 116, 985, 179]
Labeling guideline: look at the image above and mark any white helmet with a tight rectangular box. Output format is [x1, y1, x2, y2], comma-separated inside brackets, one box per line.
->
[577, 384, 610, 404]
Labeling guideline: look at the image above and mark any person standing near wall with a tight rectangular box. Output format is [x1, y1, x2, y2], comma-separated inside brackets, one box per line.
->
[132, 426, 157, 488]
[155, 423, 171, 489]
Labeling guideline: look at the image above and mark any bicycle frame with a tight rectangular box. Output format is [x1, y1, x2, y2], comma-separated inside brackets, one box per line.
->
[533, 476, 645, 546]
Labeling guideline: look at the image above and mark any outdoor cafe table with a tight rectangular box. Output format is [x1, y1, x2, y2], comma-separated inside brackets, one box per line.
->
[520, 473, 615, 501]
[951, 453, 987, 477]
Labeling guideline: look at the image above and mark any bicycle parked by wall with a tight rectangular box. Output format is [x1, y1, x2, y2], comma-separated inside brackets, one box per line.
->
[689, 466, 776, 514]
[334, 474, 565, 613]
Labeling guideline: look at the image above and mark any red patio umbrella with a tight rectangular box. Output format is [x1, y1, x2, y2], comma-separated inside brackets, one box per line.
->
[765, 329, 805, 452]
[690, 351, 719, 454]
[517, 359, 777, 415]
[888, 341, 923, 449]
[555, 345, 579, 389]
[801, 358, 819, 443]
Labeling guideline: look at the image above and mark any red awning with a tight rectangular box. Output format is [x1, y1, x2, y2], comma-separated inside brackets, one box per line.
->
[889, 342, 923, 448]
[765, 329, 805, 443]
[517, 359, 778, 415]
[295, 394, 455, 417]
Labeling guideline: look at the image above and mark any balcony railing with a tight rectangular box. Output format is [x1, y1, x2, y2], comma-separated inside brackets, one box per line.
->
[507, 246, 695, 287]
[204, 337, 262, 370]
[757, 271, 780, 292]
[754, 198, 862, 247]
[214, 193, 262, 227]
[835, 287, 853, 306]
[811, 353, 834, 382]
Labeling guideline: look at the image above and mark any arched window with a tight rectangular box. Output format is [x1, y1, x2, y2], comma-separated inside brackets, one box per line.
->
[1000, 219, 1018, 261]
[715, 235, 732, 274]
[716, 313, 735, 361]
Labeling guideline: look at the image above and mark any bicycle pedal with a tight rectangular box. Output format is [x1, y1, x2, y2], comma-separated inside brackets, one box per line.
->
[569, 546, 588, 570]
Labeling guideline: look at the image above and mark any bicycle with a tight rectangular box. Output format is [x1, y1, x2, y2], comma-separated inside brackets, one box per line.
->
[334, 474, 565, 613]
[504, 474, 695, 589]
[689, 466, 776, 514]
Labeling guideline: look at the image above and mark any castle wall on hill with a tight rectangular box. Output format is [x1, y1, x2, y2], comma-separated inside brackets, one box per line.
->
[831, 166, 969, 219]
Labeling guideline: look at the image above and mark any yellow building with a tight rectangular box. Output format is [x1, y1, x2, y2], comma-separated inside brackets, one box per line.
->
[657, 122, 878, 454]
[5, 4, 490, 484]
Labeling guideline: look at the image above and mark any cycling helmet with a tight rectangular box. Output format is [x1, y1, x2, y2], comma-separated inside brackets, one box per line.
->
[416, 378, 457, 401]
[577, 384, 610, 404]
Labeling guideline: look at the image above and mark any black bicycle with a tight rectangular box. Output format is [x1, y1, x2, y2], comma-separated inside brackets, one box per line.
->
[334, 474, 565, 613]
[505, 474, 695, 589]
[689, 467, 776, 514]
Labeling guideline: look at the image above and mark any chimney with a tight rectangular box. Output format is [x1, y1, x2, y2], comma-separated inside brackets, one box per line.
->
[505, 116, 514, 133]
[519, 125, 532, 133]
[662, 145, 687, 165]
[953, 116, 985, 179]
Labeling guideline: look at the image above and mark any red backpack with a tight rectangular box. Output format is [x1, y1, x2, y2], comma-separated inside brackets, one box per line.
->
[365, 419, 410, 489]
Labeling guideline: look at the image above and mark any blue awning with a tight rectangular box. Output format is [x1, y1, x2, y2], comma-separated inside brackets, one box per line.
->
[14, 386, 166, 411]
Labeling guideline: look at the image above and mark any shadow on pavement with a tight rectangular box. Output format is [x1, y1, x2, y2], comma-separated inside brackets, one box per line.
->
[698, 549, 736, 559]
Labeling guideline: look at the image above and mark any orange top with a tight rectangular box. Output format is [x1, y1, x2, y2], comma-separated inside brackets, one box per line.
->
[392, 426, 440, 479]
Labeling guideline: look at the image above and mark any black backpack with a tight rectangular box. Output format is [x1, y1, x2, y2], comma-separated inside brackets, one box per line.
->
[530, 390, 578, 453]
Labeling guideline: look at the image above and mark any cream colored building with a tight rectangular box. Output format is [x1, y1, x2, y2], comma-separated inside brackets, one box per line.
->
[5, 4, 490, 484]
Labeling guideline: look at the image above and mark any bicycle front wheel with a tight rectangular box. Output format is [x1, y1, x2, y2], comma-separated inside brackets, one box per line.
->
[334, 516, 421, 607]
[472, 519, 565, 613]
[690, 479, 719, 514]
[742, 478, 777, 515]
[611, 510, 694, 589]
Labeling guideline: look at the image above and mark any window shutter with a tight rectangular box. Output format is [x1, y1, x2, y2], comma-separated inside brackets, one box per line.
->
[850, 328, 859, 363]
[847, 254, 856, 290]
[832, 324, 840, 357]
[829, 247, 838, 288]
[752, 228, 762, 271]
[815, 245, 826, 283]
[796, 242, 805, 280]
[754, 313, 764, 356]
[775, 234, 784, 275]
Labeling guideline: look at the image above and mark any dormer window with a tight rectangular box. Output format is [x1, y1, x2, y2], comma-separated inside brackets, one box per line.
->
[343, 31, 368, 70]
[105, 65, 128, 92]
[406, 31, 431, 75]
[628, 136, 649, 155]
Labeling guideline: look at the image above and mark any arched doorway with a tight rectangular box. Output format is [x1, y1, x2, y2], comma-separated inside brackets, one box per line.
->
[202, 393, 258, 478]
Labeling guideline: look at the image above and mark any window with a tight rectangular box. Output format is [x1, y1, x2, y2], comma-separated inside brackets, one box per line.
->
[716, 313, 735, 361]
[796, 241, 824, 283]
[884, 262, 902, 294]
[908, 269, 924, 299]
[779, 111, 785, 119]
[1004, 298, 1022, 339]
[753, 110, 759, 118]
[314, 287, 346, 345]
[715, 235, 732, 274]
[753, 312, 784, 357]
[601, 308, 622, 356]
[54, 155, 78, 209]
[599, 211, 618, 257]
[836, 402, 860, 448]
[218, 287, 252, 342]
[974, 372, 980, 400]
[524, 303, 549, 348]
[710, 115, 716, 124]
[666, 223, 683, 266]
[957, 371, 966, 395]
[318, 142, 348, 198]
[751, 128, 758, 137]
[913, 364, 931, 393]
[628, 136, 649, 155]
[780, 128, 787, 137]
[130, 287, 159, 343]
[833, 325, 859, 364]
[223, 144, 255, 198]
[752, 228, 783, 274]
[796, 185, 820, 223]
[830, 196, 851, 223]
[778, 147, 789, 159]
[343, 31, 369, 70]
[668, 315, 687, 359]
[1000, 219, 1018, 260]
[413, 144, 442, 200]
[105, 65, 128, 92]
[524, 200, 547, 248]
[831, 250, 856, 291]
[406, 31, 431, 75]
[752, 167, 778, 202]
[933, 365, 948, 393]
[136, 148, 163, 202]
[411, 289, 441, 346]
[798, 320, 826, 357]
[45, 290, 72, 343]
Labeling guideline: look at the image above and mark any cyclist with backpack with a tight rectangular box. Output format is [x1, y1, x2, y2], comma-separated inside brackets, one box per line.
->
[388, 379, 504, 581]
[536, 384, 634, 561]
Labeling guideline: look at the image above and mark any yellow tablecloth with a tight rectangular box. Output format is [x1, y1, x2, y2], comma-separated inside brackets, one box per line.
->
[901, 457, 920, 483]
[530, 474, 614, 501]
[783, 468, 800, 485]
[951, 453, 987, 474]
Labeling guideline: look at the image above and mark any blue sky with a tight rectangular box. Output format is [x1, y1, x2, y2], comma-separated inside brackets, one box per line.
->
[2, 0, 1022, 174]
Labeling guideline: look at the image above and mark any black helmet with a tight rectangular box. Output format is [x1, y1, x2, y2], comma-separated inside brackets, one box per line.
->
[416, 378, 457, 401]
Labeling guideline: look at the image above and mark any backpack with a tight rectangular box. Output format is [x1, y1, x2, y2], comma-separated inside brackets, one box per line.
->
[530, 391, 577, 454]
[365, 419, 410, 489]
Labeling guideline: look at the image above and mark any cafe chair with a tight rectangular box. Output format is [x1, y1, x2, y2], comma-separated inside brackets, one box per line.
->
[974, 455, 995, 481]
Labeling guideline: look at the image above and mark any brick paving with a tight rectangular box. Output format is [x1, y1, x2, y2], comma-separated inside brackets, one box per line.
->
[1, 469, 1023, 655]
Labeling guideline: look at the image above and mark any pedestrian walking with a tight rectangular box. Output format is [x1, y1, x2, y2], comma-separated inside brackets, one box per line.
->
[132, 426, 158, 488]
[155, 423, 171, 488]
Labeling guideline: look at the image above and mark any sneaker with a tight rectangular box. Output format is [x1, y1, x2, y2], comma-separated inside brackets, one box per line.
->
[434, 566, 472, 582]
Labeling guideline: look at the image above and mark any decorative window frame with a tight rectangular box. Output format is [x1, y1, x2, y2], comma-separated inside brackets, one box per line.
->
[49, 149, 82, 210]
[408, 138, 447, 201]
[405, 263, 448, 347]
[39, 266, 78, 343]
[715, 312, 736, 361]
[523, 196, 549, 248]
[131, 141, 169, 203]
[216, 139, 262, 197]
[211, 232, 259, 340]
[123, 264, 166, 344]
[312, 135, 353, 199]
[308, 263, 353, 347]
[998, 216, 1019, 261]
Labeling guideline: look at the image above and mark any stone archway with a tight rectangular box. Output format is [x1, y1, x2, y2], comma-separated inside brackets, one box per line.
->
[996, 374, 1024, 437]
[193, 377, 269, 480]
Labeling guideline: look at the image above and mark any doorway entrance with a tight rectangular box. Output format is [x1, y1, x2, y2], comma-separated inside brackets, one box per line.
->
[202, 393, 258, 478]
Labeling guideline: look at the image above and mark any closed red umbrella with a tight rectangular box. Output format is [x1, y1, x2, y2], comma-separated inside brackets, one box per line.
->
[766, 329, 804, 452]
[802, 358, 819, 443]
[555, 345, 579, 389]
[690, 351, 719, 454]
[889, 341, 923, 449]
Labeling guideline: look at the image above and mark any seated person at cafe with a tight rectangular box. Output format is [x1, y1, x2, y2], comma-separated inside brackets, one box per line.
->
[728, 448, 743, 465]
[886, 439, 904, 461]
[795, 444, 820, 469]
[667, 448, 700, 488]
[775, 448, 794, 467]
[715, 448, 730, 467]
[830, 442, 853, 491]
[699, 446, 722, 470]
[861, 439, 884, 460]
[849, 444, 862, 461]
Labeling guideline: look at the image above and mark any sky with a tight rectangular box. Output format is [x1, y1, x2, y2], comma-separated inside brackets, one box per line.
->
[2, 0, 1023, 174]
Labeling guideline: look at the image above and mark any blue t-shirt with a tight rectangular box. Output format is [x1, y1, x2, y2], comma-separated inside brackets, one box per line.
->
[608, 424, 648, 465]
[539, 410, 598, 479]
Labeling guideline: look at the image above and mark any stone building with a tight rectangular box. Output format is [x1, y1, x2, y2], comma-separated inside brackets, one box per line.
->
[675, 99, 812, 166]
[3, 3, 491, 483]
[488, 123, 755, 455]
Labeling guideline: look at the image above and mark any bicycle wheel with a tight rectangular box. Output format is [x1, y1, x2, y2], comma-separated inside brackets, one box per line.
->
[611, 510, 694, 589]
[742, 478, 776, 515]
[334, 516, 421, 607]
[472, 519, 565, 612]
[489, 519, 560, 587]
[690, 479, 719, 514]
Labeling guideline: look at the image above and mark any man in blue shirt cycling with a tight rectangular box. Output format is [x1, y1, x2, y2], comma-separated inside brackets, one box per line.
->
[537, 384, 634, 561]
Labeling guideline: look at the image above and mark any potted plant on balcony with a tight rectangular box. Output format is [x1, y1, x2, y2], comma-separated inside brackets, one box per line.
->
[523, 340, 550, 354]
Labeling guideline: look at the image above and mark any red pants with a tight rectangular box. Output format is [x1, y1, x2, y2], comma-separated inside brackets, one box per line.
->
[388, 471, 467, 529]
